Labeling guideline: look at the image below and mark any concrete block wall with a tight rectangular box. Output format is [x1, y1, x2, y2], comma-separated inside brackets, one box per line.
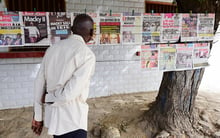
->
[0, 0, 164, 109]
[66, 0, 145, 13]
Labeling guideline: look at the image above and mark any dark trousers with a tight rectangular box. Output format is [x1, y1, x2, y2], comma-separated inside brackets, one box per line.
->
[53, 129, 87, 138]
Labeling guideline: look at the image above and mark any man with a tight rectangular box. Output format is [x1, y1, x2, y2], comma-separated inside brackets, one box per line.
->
[32, 14, 96, 138]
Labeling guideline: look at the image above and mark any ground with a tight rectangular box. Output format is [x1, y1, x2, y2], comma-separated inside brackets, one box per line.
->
[0, 91, 220, 138]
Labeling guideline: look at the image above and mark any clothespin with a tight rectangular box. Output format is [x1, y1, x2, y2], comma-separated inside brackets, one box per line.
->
[205, 11, 208, 16]
[168, 41, 170, 46]
[34, 8, 36, 12]
[110, 9, 112, 16]
[189, 10, 192, 17]
[132, 10, 135, 16]
[85, 8, 87, 14]
[4, 8, 7, 14]
[151, 10, 154, 15]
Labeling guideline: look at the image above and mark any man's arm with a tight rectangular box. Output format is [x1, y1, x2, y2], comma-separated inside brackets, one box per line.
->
[45, 52, 96, 103]
[32, 57, 46, 135]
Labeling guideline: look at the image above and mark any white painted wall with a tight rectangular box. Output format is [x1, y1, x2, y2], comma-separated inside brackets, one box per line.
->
[0, 0, 165, 110]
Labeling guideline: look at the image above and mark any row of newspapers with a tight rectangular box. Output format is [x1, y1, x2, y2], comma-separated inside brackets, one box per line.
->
[141, 43, 210, 71]
[0, 11, 215, 47]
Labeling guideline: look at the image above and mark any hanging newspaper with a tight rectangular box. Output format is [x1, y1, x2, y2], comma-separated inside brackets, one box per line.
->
[181, 14, 198, 42]
[0, 11, 24, 47]
[48, 12, 71, 44]
[161, 13, 181, 43]
[141, 44, 159, 70]
[99, 13, 121, 45]
[22, 12, 49, 45]
[142, 13, 162, 44]
[193, 43, 210, 68]
[122, 12, 142, 44]
[176, 43, 193, 70]
[159, 44, 176, 71]
[198, 13, 215, 41]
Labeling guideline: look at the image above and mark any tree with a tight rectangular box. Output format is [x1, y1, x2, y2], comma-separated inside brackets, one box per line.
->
[145, 0, 220, 137]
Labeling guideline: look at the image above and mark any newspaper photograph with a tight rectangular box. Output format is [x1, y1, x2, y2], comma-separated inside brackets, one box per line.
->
[181, 14, 198, 42]
[141, 44, 159, 70]
[176, 43, 193, 69]
[0, 11, 24, 47]
[193, 43, 210, 68]
[122, 12, 142, 44]
[22, 12, 49, 45]
[48, 12, 71, 44]
[99, 13, 121, 45]
[142, 13, 162, 44]
[159, 43, 176, 71]
[161, 13, 181, 43]
[198, 13, 215, 41]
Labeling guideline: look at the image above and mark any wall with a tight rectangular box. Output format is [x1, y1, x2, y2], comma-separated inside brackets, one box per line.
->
[0, 0, 164, 110]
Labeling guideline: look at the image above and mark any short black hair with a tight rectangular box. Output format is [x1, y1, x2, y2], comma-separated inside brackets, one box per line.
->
[71, 14, 94, 36]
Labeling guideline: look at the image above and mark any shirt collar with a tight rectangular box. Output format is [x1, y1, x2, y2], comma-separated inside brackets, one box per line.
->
[71, 34, 86, 44]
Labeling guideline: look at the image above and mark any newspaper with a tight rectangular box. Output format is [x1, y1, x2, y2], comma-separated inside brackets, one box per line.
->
[193, 43, 210, 68]
[0, 11, 24, 47]
[176, 43, 193, 69]
[159, 43, 176, 71]
[181, 14, 198, 42]
[142, 13, 162, 44]
[161, 13, 181, 43]
[198, 13, 215, 41]
[48, 12, 71, 44]
[141, 44, 159, 70]
[22, 12, 49, 45]
[86, 13, 99, 45]
[99, 13, 121, 45]
[122, 12, 142, 44]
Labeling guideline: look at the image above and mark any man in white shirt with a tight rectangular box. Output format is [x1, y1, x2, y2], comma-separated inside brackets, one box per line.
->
[31, 14, 96, 138]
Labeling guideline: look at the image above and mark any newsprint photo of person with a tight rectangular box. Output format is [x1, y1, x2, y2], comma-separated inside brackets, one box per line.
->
[32, 14, 96, 138]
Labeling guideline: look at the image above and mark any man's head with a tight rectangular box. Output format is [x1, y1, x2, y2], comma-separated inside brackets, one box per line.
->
[71, 14, 94, 43]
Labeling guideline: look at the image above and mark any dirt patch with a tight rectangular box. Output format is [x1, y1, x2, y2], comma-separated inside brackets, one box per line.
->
[0, 91, 220, 138]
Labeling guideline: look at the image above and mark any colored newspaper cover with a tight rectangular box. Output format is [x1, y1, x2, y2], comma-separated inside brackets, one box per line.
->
[86, 13, 99, 45]
[141, 44, 159, 70]
[48, 12, 71, 44]
[22, 12, 49, 45]
[161, 13, 181, 43]
[198, 13, 215, 41]
[181, 14, 198, 42]
[122, 12, 142, 44]
[0, 11, 24, 46]
[193, 43, 210, 68]
[176, 43, 193, 69]
[142, 13, 162, 44]
[159, 44, 176, 71]
[99, 13, 121, 45]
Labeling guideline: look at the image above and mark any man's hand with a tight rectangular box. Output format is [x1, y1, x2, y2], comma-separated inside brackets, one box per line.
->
[31, 119, 43, 135]
[41, 92, 46, 103]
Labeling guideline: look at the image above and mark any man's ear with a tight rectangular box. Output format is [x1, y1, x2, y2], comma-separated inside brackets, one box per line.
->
[90, 29, 94, 36]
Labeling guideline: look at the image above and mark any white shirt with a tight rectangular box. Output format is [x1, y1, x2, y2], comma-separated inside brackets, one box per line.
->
[34, 34, 96, 135]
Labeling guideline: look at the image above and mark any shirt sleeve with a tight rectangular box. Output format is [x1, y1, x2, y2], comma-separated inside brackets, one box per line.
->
[34, 57, 46, 121]
[45, 50, 96, 103]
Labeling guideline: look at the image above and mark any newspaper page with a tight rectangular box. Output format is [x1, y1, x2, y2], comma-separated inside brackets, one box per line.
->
[141, 44, 159, 70]
[48, 12, 71, 44]
[181, 14, 198, 42]
[198, 13, 215, 41]
[159, 43, 176, 71]
[99, 13, 121, 45]
[22, 12, 49, 45]
[122, 12, 142, 44]
[176, 43, 193, 70]
[0, 11, 24, 47]
[142, 13, 162, 44]
[193, 43, 210, 68]
[161, 13, 181, 43]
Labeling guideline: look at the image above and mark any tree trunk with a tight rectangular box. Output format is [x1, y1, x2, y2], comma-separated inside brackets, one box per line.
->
[145, 0, 220, 137]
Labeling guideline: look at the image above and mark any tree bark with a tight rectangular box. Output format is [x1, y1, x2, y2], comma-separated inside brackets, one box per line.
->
[145, 0, 220, 137]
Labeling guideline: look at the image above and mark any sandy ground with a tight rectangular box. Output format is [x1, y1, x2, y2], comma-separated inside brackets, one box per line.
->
[0, 91, 220, 138]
